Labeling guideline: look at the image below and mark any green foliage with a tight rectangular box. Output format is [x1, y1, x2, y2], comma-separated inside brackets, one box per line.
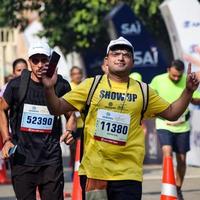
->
[0, 0, 22, 27]
[0, 0, 171, 54]
[129, 0, 166, 36]
[38, 0, 113, 53]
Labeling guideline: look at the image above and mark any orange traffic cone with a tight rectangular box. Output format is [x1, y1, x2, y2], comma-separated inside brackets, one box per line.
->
[160, 156, 177, 200]
[71, 139, 82, 200]
[0, 136, 10, 184]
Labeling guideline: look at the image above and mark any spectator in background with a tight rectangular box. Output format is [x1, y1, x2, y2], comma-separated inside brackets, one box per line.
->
[150, 59, 200, 200]
[0, 58, 28, 97]
[70, 66, 83, 89]
[69, 66, 84, 178]
[12, 58, 28, 77]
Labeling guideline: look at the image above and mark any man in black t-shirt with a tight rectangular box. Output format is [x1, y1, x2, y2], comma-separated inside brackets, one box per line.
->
[0, 41, 75, 200]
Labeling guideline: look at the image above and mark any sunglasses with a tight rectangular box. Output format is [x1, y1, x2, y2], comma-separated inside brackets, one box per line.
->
[30, 57, 49, 65]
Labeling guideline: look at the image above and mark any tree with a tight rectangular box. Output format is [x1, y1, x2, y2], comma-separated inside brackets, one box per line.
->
[39, 0, 112, 54]
[0, 0, 171, 54]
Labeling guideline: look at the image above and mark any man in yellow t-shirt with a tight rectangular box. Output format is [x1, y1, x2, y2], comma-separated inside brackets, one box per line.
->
[150, 59, 200, 200]
[42, 37, 199, 200]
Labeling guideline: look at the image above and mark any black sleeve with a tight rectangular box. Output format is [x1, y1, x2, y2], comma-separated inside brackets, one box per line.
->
[3, 78, 20, 106]
[55, 74, 71, 97]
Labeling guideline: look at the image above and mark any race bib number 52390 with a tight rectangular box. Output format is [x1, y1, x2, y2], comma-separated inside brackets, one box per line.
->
[94, 109, 130, 146]
[20, 104, 54, 133]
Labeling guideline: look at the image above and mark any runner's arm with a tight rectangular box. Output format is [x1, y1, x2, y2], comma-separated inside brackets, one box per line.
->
[0, 97, 14, 158]
[45, 87, 77, 116]
[42, 67, 77, 115]
[157, 64, 199, 120]
[60, 112, 77, 144]
[191, 98, 200, 105]
[157, 88, 193, 120]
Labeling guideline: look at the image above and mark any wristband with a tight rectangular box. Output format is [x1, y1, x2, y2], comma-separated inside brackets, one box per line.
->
[72, 131, 80, 139]
[3, 137, 12, 146]
[66, 129, 80, 139]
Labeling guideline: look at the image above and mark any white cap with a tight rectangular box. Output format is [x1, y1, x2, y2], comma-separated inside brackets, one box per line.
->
[106, 36, 134, 54]
[28, 41, 51, 58]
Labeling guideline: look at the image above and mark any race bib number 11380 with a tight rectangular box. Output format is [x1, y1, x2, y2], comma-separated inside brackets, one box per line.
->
[94, 109, 130, 146]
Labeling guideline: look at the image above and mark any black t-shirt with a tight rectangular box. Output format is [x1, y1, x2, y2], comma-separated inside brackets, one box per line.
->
[3, 74, 71, 166]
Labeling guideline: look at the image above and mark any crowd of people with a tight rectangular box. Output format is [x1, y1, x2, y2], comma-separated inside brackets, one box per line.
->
[0, 37, 200, 200]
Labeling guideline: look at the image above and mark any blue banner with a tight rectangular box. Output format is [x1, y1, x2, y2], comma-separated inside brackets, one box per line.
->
[105, 3, 169, 83]
[83, 3, 169, 83]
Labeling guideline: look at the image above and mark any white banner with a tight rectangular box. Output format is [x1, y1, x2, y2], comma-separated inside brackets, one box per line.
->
[187, 110, 200, 166]
[159, 0, 200, 71]
[160, 0, 200, 166]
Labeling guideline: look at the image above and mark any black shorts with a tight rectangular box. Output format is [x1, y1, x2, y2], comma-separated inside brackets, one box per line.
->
[107, 180, 142, 200]
[80, 176, 142, 200]
[157, 129, 190, 153]
[11, 163, 64, 200]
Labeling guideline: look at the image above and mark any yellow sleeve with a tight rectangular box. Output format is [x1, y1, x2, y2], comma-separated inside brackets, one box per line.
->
[144, 86, 170, 119]
[62, 78, 94, 112]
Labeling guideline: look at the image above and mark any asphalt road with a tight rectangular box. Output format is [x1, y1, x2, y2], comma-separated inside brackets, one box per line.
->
[0, 164, 200, 200]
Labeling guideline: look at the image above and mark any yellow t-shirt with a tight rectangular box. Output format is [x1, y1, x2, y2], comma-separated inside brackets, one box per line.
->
[63, 75, 169, 181]
[70, 82, 78, 90]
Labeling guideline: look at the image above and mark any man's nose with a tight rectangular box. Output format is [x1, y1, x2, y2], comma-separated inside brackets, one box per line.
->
[37, 61, 44, 68]
[118, 53, 124, 60]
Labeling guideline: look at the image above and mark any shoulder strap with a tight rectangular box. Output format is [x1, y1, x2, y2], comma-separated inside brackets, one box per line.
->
[81, 75, 102, 161]
[18, 69, 31, 105]
[137, 81, 149, 122]
[83, 75, 103, 118]
[10, 69, 31, 136]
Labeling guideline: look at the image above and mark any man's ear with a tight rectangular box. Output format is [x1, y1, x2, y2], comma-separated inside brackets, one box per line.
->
[104, 57, 108, 66]
[167, 67, 170, 72]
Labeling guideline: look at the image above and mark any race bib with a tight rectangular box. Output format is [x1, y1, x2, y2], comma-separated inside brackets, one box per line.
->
[94, 109, 130, 146]
[20, 104, 54, 133]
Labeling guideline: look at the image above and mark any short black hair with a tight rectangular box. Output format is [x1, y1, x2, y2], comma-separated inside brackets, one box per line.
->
[12, 58, 28, 72]
[109, 44, 133, 54]
[170, 59, 185, 71]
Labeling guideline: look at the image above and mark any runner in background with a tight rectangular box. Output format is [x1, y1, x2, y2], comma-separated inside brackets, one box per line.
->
[150, 59, 200, 200]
